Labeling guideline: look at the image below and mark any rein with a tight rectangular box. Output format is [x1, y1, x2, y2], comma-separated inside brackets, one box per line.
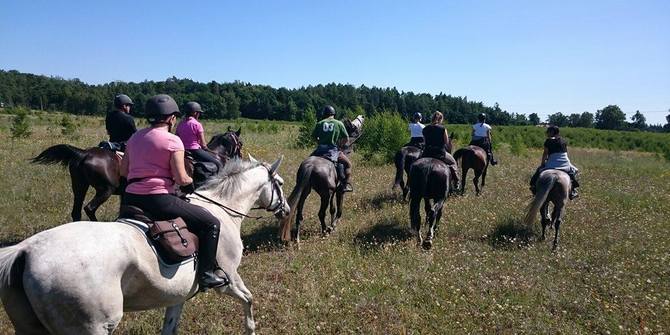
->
[192, 191, 263, 220]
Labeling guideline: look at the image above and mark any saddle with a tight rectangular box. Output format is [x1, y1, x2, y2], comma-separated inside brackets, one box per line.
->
[185, 153, 220, 189]
[98, 141, 124, 162]
[118, 205, 199, 263]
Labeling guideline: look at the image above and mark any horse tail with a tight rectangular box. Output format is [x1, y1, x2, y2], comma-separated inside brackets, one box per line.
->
[452, 148, 468, 162]
[278, 164, 312, 241]
[31, 144, 87, 167]
[524, 173, 557, 226]
[0, 245, 23, 290]
[392, 149, 405, 190]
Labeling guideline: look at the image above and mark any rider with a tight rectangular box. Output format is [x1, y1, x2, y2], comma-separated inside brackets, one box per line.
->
[311, 105, 353, 192]
[407, 112, 425, 148]
[421, 111, 459, 189]
[105, 94, 137, 151]
[120, 94, 228, 290]
[176, 101, 223, 171]
[529, 125, 580, 199]
[470, 113, 497, 165]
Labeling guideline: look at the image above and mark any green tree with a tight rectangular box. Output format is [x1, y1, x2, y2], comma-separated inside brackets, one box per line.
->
[547, 112, 569, 127]
[664, 111, 670, 132]
[595, 105, 626, 130]
[10, 107, 31, 138]
[295, 105, 317, 148]
[579, 112, 594, 128]
[528, 113, 540, 125]
[630, 110, 646, 129]
[568, 113, 581, 127]
[60, 114, 78, 136]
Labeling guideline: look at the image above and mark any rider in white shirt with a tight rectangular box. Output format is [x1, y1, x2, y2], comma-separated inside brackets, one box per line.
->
[407, 112, 425, 148]
[470, 113, 497, 165]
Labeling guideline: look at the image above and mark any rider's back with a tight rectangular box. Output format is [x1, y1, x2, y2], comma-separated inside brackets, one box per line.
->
[106, 110, 136, 143]
[126, 128, 183, 195]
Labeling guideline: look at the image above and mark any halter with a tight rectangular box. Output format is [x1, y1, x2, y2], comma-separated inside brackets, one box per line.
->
[191, 163, 285, 220]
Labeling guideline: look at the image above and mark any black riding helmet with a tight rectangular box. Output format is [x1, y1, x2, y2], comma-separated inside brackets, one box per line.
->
[184, 101, 203, 116]
[145, 94, 181, 124]
[478, 113, 487, 122]
[413, 112, 422, 121]
[322, 105, 336, 117]
[114, 94, 134, 108]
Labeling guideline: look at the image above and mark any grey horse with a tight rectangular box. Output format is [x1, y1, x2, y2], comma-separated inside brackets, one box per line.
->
[523, 169, 571, 250]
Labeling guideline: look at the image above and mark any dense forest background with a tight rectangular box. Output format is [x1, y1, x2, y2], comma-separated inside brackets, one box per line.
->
[1, 69, 668, 131]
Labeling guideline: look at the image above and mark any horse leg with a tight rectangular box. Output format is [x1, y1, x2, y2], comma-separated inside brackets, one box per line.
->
[220, 271, 256, 335]
[1, 282, 50, 335]
[424, 198, 445, 250]
[540, 202, 550, 241]
[334, 191, 344, 228]
[409, 196, 422, 245]
[551, 202, 565, 251]
[422, 198, 434, 249]
[481, 165, 488, 189]
[460, 167, 467, 196]
[473, 171, 482, 196]
[294, 190, 310, 243]
[317, 190, 332, 236]
[83, 186, 114, 221]
[69, 168, 88, 222]
[160, 304, 185, 335]
[328, 192, 336, 230]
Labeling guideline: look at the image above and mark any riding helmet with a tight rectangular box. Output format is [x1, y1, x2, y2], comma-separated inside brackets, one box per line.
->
[184, 101, 203, 115]
[413, 112, 422, 121]
[478, 113, 487, 121]
[114, 94, 134, 108]
[322, 105, 336, 117]
[145, 94, 181, 122]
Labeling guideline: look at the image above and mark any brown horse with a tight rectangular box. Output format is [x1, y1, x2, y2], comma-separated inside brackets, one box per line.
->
[452, 145, 488, 196]
[523, 169, 571, 250]
[31, 129, 242, 221]
[408, 157, 452, 250]
[393, 139, 454, 199]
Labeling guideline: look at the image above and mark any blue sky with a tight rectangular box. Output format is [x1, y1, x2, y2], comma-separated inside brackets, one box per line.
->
[1, 0, 668, 123]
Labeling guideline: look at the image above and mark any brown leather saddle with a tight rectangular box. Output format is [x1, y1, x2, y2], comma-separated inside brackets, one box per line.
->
[119, 205, 199, 263]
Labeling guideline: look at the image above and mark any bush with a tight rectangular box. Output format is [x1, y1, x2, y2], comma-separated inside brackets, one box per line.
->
[10, 107, 32, 138]
[357, 111, 407, 163]
[295, 106, 317, 148]
[60, 114, 78, 136]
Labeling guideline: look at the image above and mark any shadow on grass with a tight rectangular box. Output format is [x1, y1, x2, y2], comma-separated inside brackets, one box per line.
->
[354, 216, 413, 251]
[358, 191, 403, 210]
[486, 217, 536, 250]
[242, 224, 284, 253]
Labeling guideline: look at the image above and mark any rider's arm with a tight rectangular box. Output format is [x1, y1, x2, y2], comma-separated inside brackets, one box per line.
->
[443, 129, 450, 144]
[540, 147, 548, 166]
[170, 150, 193, 186]
[120, 150, 129, 177]
[487, 128, 492, 142]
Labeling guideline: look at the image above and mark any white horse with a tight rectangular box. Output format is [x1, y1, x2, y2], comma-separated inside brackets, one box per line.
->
[0, 157, 289, 335]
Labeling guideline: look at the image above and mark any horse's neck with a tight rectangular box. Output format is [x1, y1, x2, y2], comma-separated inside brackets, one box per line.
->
[193, 166, 266, 226]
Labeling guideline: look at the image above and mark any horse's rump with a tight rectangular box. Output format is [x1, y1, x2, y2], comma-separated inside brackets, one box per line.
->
[409, 158, 450, 199]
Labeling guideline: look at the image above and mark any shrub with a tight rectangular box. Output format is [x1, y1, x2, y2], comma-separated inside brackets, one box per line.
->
[357, 111, 407, 163]
[295, 106, 317, 148]
[60, 114, 78, 136]
[10, 107, 32, 138]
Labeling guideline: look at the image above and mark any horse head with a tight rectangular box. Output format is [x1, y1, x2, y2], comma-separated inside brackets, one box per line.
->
[207, 128, 243, 160]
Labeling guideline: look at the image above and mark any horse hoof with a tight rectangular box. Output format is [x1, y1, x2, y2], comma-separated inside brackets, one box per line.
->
[422, 240, 433, 250]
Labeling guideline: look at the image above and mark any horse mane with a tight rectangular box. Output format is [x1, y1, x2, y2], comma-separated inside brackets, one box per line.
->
[199, 159, 262, 197]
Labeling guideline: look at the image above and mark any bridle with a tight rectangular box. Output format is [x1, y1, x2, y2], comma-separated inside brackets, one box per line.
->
[191, 163, 285, 220]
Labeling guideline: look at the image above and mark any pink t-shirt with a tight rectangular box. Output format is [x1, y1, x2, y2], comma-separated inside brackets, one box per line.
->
[176, 117, 204, 150]
[125, 127, 184, 195]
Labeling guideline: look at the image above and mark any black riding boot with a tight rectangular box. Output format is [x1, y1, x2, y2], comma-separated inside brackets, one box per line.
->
[198, 228, 229, 291]
[488, 151, 498, 166]
[448, 165, 460, 193]
[568, 172, 580, 200]
[336, 163, 353, 192]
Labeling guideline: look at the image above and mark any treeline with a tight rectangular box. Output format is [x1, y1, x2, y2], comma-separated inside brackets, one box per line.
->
[1, 69, 668, 132]
[0, 69, 526, 124]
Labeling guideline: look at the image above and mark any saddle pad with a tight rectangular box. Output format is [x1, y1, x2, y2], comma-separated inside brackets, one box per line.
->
[116, 219, 196, 267]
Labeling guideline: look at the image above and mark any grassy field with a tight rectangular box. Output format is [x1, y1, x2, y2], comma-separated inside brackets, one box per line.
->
[1, 115, 669, 334]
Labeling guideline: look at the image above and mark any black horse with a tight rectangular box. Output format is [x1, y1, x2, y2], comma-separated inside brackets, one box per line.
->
[392, 145, 422, 199]
[31, 128, 242, 221]
[408, 157, 452, 250]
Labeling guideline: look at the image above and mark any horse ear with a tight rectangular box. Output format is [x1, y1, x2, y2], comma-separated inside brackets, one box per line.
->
[236, 127, 241, 136]
[248, 154, 258, 163]
[270, 155, 283, 174]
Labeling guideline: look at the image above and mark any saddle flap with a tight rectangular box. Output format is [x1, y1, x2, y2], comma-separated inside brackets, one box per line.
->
[119, 205, 153, 223]
[148, 218, 199, 261]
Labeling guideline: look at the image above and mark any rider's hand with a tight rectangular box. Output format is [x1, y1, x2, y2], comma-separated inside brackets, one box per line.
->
[180, 183, 196, 194]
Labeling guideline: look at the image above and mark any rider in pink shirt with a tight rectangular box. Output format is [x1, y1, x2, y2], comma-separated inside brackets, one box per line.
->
[176, 102, 222, 170]
[120, 94, 228, 290]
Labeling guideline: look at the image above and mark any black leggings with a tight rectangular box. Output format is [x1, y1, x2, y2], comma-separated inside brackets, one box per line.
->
[122, 193, 219, 236]
[188, 149, 222, 170]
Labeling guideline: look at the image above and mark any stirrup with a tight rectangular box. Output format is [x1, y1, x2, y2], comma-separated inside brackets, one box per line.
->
[338, 183, 353, 193]
[199, 269, 229, 292]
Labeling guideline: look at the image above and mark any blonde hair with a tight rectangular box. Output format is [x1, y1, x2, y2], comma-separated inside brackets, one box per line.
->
[431, 111, 443, 124]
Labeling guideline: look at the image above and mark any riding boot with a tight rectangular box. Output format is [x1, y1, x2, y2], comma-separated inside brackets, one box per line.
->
[488, 151, 498, 166]
[448, 165, 460, 193]
[336, 163, 353, 192]
[198, 228, 229, 291]
[529, 167, 541, 195]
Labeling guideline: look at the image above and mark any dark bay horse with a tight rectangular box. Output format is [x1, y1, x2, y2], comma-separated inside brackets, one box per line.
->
[278, 156, 344, 242]
[523, 169, 571, 250]
[31, 129, 242, 221]
[453, 145, 488, 196]
[392, 145, 422, 199]
[408, 157, 452, 250]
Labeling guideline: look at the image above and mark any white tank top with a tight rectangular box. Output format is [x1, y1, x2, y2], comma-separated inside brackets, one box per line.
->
[472, 122, 491, 138]
[409, 122, 424, 137]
